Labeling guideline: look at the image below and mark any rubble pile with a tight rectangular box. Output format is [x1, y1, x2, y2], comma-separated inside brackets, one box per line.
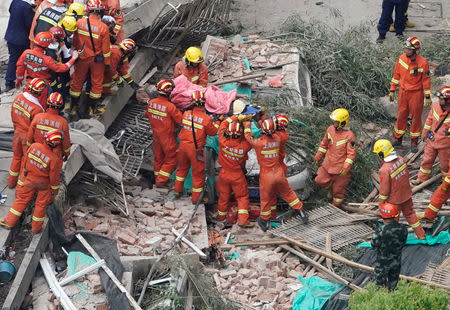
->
[202, 35, 300, 90]
[64, 187, 207, 257]
[208, 245, 306, 310]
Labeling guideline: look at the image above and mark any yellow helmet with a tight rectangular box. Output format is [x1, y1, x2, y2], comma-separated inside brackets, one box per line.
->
[58, 15, 77, 32]
[184, 47, 203, 64]
[373, 139, 394, 159]
[67, 3, 85, 17]
[330, 108, 349, 129]
[232, 99, 246, 114]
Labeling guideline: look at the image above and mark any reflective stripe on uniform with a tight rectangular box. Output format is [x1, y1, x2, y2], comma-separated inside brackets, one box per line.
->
[270, 205, 277, 210]
[318, 147, 327, 153]
[221, 148, 244, 158]
[260, 210, 271, 216]
[13, 103, 31, 118]
[427, 204, 439, 213]
[410, 221, 421, 228]
[217, 210, 227, 216]
[64, 147, 71, 153]
[70, 90, 81, 97]
[445, 176, 450, 184]
[28, 153, 48, 168]
[423, 124, 431, 130]
[336, 139, 348, 146]
[244, 128, 252, 133]
[390, 163, 406, 179]
[394, 127, 406, 134]
[424, 90, 431, 95]
[214, 123, 219, 129]
[327, 132, 333, 144]
[38, 15, 58, 26]
[154, 171, 159, 175]
[176, 176, 185, 182]
[114, 24, 121, 30]
[17, 179, 24, 186]
[77, 29, 99, 39]
[103, 52, 110, 58]
[288, 198, 300, 207]
[122, 73, 131, 79]
[238, 209, 249, 214]
[32, 215, 45, 222]
[345, 158, 354, 165]
[51, 184, 60, 190]
[379, 194, 389, 200]
[89, 92, 102, 99]
[419, 167, 431, 174]
[333, 197, 343, 203]
[261, 149, 279, 155]
[398, 59, 409, 70]
[192, 187, 203, 193]
[148, 108, 167, 117]
[37, 124, 57, 132]
[9, 170, 19, 177]
[433, 108, 439, 121]
[391, 78, 399, 84]
[158, 170, 170, 177]
[182, 119, 203, 130]
[191, 76, 199, 82]
[9, 208, 22, 217]
[410, 131, 420, 137]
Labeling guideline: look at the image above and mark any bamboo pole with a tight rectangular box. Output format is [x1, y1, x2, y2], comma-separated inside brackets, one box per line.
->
[212, 72, 266, 86]
[280, 245, 362, 291]
[282, 236, 450, 291]
[412, 173, 443, 194]
[325, 234, 333, 271]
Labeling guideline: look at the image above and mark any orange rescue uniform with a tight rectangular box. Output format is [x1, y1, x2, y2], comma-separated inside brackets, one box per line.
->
[145, 95, 182, 185]
[104, 0, 124, 42]
[244, 122, 303, 221]
[29, 0, 55, 44]
[417, 101, 450, 182]
[173, 60, 208, 87]
[70, 14, 111, 100]
[314, 125, 356, 206]
[27, 109, 71, 159]
[8, 92, 46, 188]
[390, 53, 431, 140]
[378, 155, 425, 239]
[174, 107, 219, 203]
[217, 116, 252, 225]
[425, 170, 449, 221]
[102, 45, 132, 95]
[4, 142, 63, 233]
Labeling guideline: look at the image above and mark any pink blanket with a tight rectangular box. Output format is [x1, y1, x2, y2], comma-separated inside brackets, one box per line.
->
[170, 75, 236, 114]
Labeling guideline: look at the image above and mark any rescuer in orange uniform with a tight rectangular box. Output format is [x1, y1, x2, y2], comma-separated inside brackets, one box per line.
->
[27, 92, 71, 160]
[389, 36, 431, 153]
[1, 130, 63, 233]
[174, 47, 208, 87]
[373, 139, 426, 239]
[8, 78, 47, 189]
[16, 31, 79, 107]
[412, 86, 450, 185]
[70, 0, 111, 118]
[102, 39, 139, 95]
[314, 108, 356, 207]
[103, 0, 124, 43]
[273, 114, 289, 175]
[421, 125, 450, 222]
[216, 116, 252, 227]
[145, 79, 182, 186]
[244, 118, 308, 232]
[29, 0, 58, 44]
[174, 90, 219, 203]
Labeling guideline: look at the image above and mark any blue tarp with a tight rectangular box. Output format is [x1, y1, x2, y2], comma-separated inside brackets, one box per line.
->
[293, 276, 344, 310]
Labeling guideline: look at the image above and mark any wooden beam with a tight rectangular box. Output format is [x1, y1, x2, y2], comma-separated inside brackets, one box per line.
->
[229, 238, 306, 247]
[412, 173, 443, 194]
[212, 72, 266, 86]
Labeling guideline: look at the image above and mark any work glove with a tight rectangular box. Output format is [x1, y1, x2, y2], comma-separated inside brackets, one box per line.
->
[389, 91, 395, 102]
[238, 114, 251, 122]
[425, 96, 432, 106]
[218, 114, 225, 121]
[116, 77, 124, 87]
[339, 169, 348, 177]
[129, 81, 139, 90]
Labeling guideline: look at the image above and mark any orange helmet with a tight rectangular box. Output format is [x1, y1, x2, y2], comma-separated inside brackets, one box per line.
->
[225, 122, 242, 138]
[45, 130, 62, 148]
[27, 78, 47, 95]
[261, 118, 276, 135]
[34, 31, 54, 48]
[274, 114, 289, 130]
[446, 125, 450, 137]
[119, 39, 137, 55]
[435, 86, 450, 100]
[404, 36, 420, 50]
[191, 90, 205, 106]
[86, 0, 104, 12]
[47, 92, 64, 110]
[156, 79, 174, 96]
[49, 26, 66, 41]
[379, 203, 399, 219]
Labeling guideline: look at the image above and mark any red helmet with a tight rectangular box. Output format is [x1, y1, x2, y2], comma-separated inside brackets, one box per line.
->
[49, 26, 66, 41]
[156, 79, 174, 96]
[119, 39, 137, 54]
[404, 36, 420, 50]
[225, 122, 242, 138]
[261, 118, 276, 135]
[435, 86, 450, 100]
[191, 90, 205, 106]
[47, 92, 64, 109]
[27, 78, 47, 95]
[45, 130, 62, 148]
[274, 114, 289, 130]
[33, 31, 54, 48]
[446, 125, 450, 137]
[86, 0, 104, 12]
[379, 203, 399, 219]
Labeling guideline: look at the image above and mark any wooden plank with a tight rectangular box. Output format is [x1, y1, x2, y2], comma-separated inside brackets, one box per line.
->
[229, 238, 306, 247]
[325, 233, 333, 271]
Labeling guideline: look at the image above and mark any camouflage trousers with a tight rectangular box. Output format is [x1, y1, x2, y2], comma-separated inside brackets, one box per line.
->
[374, 257, 401, 291]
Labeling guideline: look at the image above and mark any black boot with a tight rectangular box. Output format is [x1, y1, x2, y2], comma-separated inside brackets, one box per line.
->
[296, 209, 309, 224]
[376, 35, 386, 43]
[392, 136, 403, 147]
[78, 97, 91, 119]
[257, 217, 269, 232]
[411, 139, 418, 153]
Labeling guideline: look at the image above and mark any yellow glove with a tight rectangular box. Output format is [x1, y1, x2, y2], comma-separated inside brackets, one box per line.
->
[339, 169, 347, 177]
[425, 97, 432, 106]
[219, 114, 225, 121]
[389, 91, 395, 102]
[238, 114, 247, 122]
[260, 106, 267, 114]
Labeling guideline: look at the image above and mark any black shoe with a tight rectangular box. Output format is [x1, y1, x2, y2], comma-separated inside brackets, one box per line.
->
[392, 137, 403, 147]
[257, 217, 269, 232]
[2, 85, 14, 93]
[410, 140, 418, 153]
[376, 35, 385, 43]
[296, 209, 309, 224]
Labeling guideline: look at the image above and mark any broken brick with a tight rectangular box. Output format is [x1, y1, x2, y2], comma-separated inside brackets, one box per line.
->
[93, 222, 108, 233]
[220, 269, 236, 278]
[96, 303, 109, 310]
[169, 209, 182, 218]
[117, 231, 136, 245]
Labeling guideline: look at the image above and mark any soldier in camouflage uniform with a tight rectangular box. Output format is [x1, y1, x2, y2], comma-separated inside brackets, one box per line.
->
[371, 203, 408, 291]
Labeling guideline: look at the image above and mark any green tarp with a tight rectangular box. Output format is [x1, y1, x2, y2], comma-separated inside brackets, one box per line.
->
[357, 230, 450, 248]
[293, 276, 344, 310]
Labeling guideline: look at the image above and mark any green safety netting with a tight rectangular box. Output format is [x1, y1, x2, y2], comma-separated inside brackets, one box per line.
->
[357, 230, 450, 248]
[66, 251, 98, 301]
[293, 276, 344, 310]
